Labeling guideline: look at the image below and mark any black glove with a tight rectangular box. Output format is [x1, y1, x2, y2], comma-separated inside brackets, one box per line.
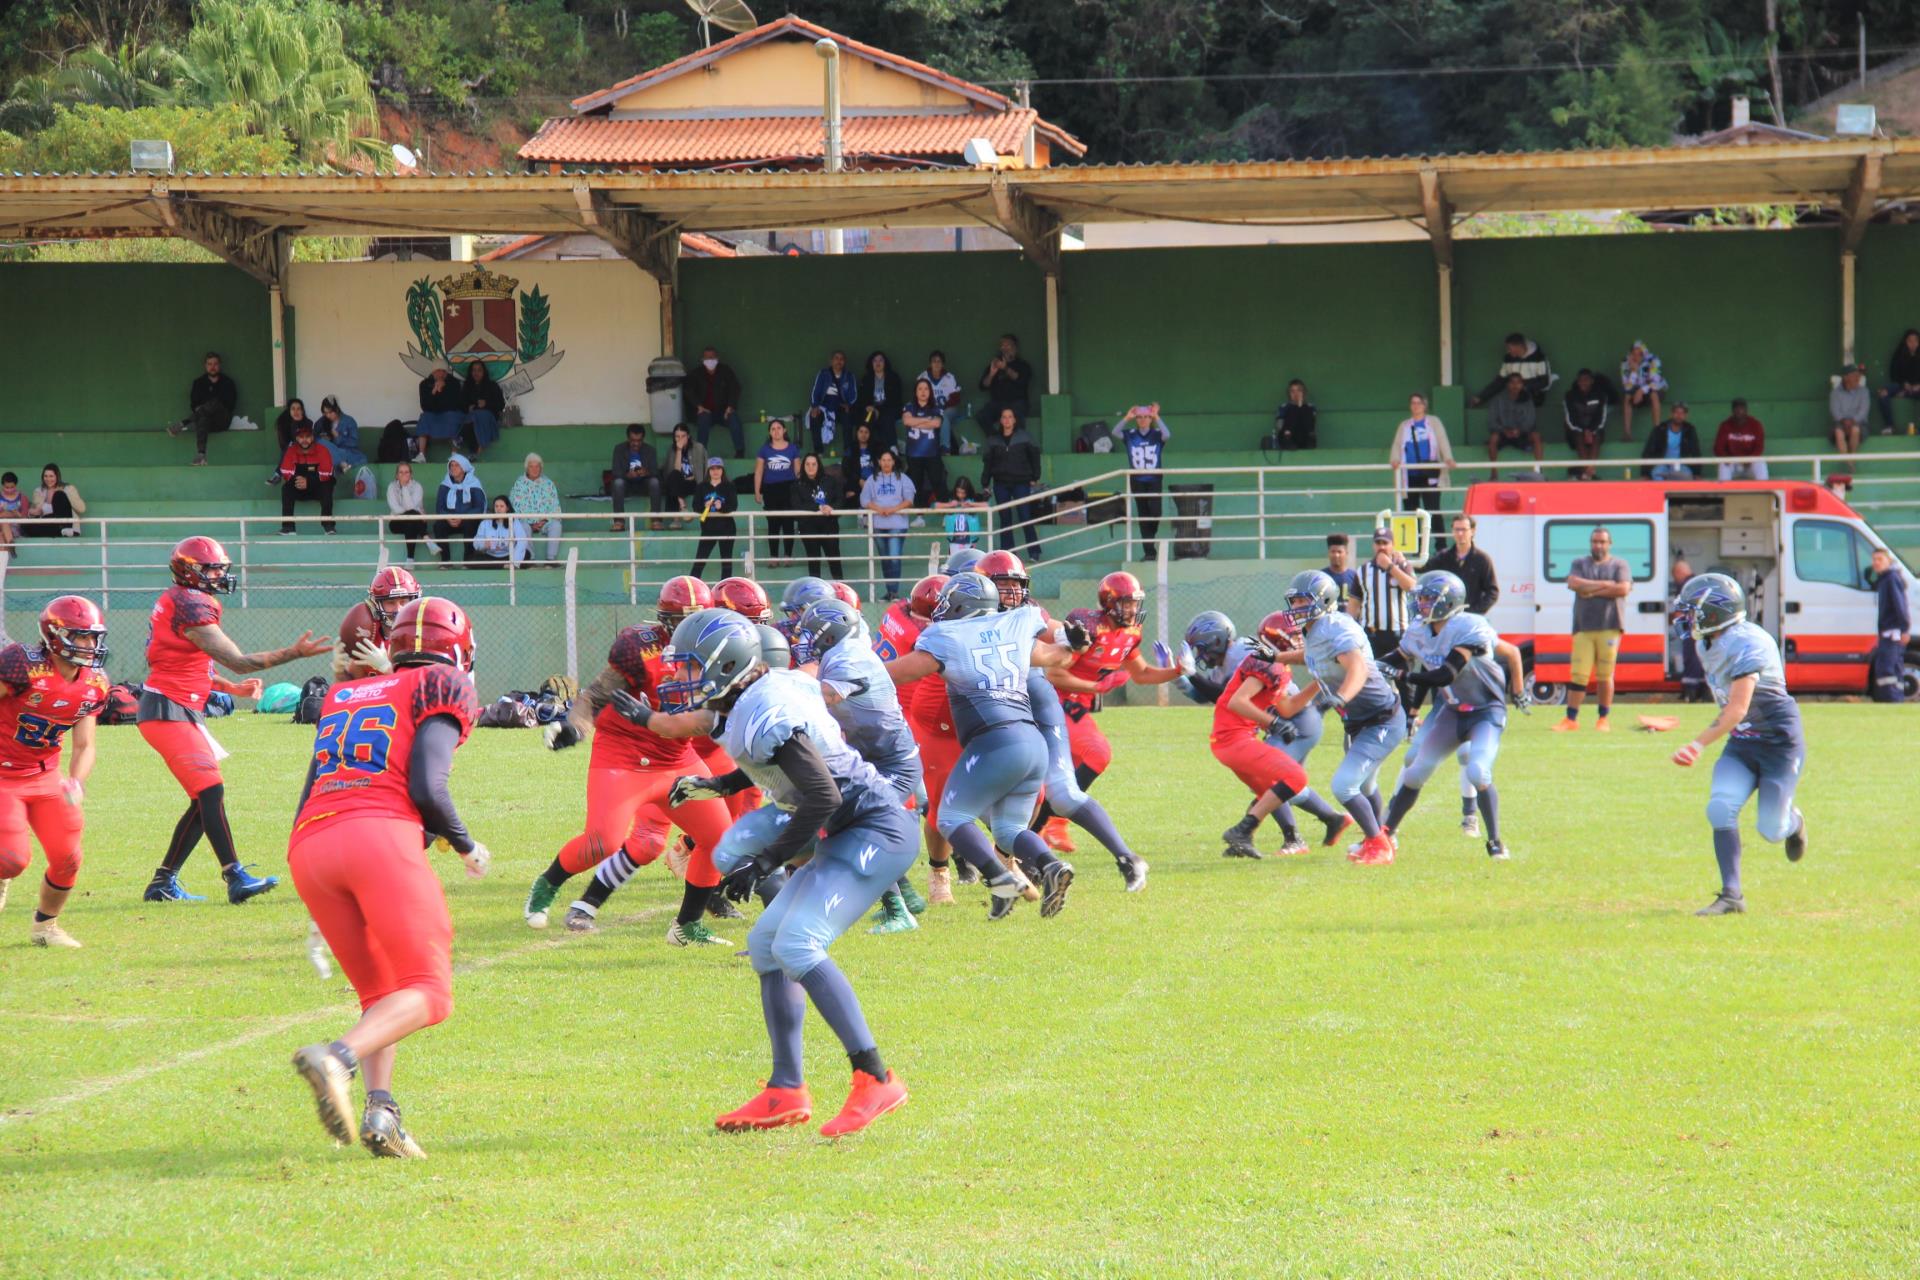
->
[1377, 654, 1408, 682]
[1266, 714, 1299, 745]
[721, 852, 784, 903]
[1063, 619, 1092, 651]
[544, 720, 581, 751]
[610, 688, 652, 726]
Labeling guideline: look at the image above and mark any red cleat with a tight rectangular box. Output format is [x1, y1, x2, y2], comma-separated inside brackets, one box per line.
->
[1042, 816, 1076, 853]
[1351, 834, 1396, 866]
[819, 1069, 908, 1138]
[715, 1083, 812, 1132]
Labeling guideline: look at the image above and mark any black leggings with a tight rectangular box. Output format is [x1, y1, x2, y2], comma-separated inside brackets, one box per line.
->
[20, 490, 74, 536]
[1129, 477, 1162, 558]
[762, 481, 796, 559]
[691, 537, 734, 580]
[906, 455, 946, 506]
[391, 510, 428, 558]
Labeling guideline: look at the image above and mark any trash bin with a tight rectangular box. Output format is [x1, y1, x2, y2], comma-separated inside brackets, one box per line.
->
[646, 356, 685, 435]
[1170, 483, 1214, 560]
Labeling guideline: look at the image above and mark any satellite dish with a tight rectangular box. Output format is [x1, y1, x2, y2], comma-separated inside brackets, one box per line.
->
[391, 143, 418, 171]
[685, 0, 756, 47]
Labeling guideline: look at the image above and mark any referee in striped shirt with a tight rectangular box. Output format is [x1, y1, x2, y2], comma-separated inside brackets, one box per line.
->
[1356, 526, 1418, 660]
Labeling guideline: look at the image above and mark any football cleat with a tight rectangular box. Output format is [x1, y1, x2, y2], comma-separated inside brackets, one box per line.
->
[819, 1070, 908, 1139]
[1486, 840, 1510, 861]
[563, 905, 597, 933]
[1319, 814, 1355, 848]
[524, 875, 560, 929]
[223, 863, 279, 904]
[986, 874, 1021, 921]
[1118, 855, 1149, 893]
[1276, 837, 1310, 858]
[1550, 718, 1580, 733]
[1350, 834, 1396, 866]
[1695, 892, 1746, 917]
[1041, 816, 1076, 853]
[1784, 810, 1807, 862]
[360, 1099, 426, 1159]
[1221, 823, 1263, 859]
[667, 920, 731, 947]
[868, 895, 919, 934]
[1003, 855, 1041, 902]
[1461, 812, 1482, 839]
[143, 871, 205, 902]
[290, 1044, 356, 1146]
[305, 920, 333, 977]
[926, 865, 955, 905]
[953, 859, 981, 885]
[716, 1083, 813, 1132]
[706, 895, 746, 921]
[897, 880, 928, 915]
[1593, 717, 1612, 733]
[1039, 861, 1075, 918]
[30, 919, 81, 948]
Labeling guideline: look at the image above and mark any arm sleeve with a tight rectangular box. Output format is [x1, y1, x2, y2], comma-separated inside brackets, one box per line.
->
[761, 733, 842, 866]
[406, 715, 474, 852]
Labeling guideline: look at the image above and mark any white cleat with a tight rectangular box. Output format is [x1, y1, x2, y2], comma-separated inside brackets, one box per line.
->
[0, 876, 10, 913]
[1461, 812, 1481, 839]
[30, 919, 81, 948]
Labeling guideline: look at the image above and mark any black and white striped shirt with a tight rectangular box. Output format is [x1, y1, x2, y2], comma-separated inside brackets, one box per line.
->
[1357, 558, 1411, 635]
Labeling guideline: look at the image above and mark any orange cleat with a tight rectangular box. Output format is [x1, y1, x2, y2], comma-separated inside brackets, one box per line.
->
[819, 1069, 908, 1139]
[1594, 717, 1612, 733]
[1042, 816, 1076, 853]
[715, 1083, 813, 1132]
[1550, 718, 1580, 733]
[1351, 834, 1396, 866]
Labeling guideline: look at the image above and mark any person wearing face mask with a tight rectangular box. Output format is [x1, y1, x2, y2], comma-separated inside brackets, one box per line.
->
[688, 346, 745, 459]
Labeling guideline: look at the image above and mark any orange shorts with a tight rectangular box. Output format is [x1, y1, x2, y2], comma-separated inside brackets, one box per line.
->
[137, 718, 224, 797]
[290, 815, 452, 1022]
[1065, 709, 1113, 775]
[1212, 735, 1307, 799]
[0, 768, 83, 885]
[558, 765, 733, 888]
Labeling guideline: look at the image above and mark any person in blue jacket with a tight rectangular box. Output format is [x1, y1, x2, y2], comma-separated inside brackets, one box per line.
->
[432, 453, 485, 563]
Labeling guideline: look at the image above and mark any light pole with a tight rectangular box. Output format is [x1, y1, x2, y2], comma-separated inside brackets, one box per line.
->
[815, 37, 844, 255]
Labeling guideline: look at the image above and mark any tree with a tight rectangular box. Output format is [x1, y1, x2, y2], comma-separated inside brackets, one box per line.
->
[4, 103, 297, 173]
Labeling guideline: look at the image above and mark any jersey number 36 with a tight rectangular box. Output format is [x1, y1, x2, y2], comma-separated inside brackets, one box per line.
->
[313, 704, 398, 777]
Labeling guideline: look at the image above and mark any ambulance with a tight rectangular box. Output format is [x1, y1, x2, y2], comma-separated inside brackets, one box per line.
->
[1459, 479, 1920, 700]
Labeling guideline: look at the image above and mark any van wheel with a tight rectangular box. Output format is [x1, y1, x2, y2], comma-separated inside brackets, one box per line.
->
[1901, 664, 1920, 702]
[1531, 681, 1566, 706]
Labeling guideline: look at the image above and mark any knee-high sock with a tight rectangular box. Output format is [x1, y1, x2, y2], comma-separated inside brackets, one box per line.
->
[946, 824, 1009, 880]
[196, 784, 240, 869]
[1365, 785, 1385, 826]
[1384, 784, 1421, 834]
[797, 958, 875, 1058]
[676, 879, 711, 926]
[1009, 828, 1058, 872]
[159, 803, 204, 874]
[1270, 808, 1300, 842]
[582, 849, 636, 909]
[1713, 828, 1743, 897]
[760, 970, 807, 1089]
[1462, 791, 1478, 817]
[1476, 785, 1501, 845]
[1344, 794, 1382, 839]
[1290, 787, 1343, 824]
[1067, 797, 1135, 865]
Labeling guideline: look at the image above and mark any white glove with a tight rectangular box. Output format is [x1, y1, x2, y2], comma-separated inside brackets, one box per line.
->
[61, 777, 84, 806]
[351, 638, 394, 675]
[1176, 642, 1197, 677]
[329, 639, 354, 682]
[459, 841, 491, 879]
[668, 774, 722, 808]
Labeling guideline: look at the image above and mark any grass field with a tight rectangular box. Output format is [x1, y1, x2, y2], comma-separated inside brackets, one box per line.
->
[1, 705, 1916, 1279]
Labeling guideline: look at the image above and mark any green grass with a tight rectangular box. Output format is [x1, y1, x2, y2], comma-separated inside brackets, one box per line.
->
[1, 705, 1916, 1279]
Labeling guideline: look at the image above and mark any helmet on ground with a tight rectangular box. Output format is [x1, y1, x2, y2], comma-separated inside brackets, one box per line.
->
[976, 549, 1029, 609]
[909, 574, 948, 621]
[944, 547, 986, 575]
[390, 597, 476, 672]
[657, 575, 713, 629]
[1184, 610, 1236, 668]
[714, 577, 771, 622]
[367, 565, 422, 630]
[797, 598, 863, 658]
[1257, 609, 1300, 652]
[755, 623, 792, 670]
[1411, 571, 1468, 625]
[39, 595, 107, 669]
[1284, 570, 1340, 627]
[780, 576, 835, 622]
[170, 535, 235, 595]
[1671, 572, 1746, 641]
[662, 608, 764, 710]
[830, 581, 861, 610]
[933, 571, 999, 622]
[1098, 571, 1145, 627]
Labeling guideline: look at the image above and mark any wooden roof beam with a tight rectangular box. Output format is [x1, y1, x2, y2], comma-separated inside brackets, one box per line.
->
[146, 187, 289, 288]
[572, 184, 679, 287]
[1839, 153, 1882, 256]
[1418, 167, 1453, 270]
[989, 178, 1063, 278]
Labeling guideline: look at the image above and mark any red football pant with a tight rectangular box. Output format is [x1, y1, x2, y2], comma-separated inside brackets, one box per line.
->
[557, 766, 732, 888]
[0, 769, 82, 886]
[1212, 735, 1307, 798]
[290, 816, 452, 1023]
[1066, 711, 1113, 775]
[137, 719, 224, 797]
[918, 729, 961, 826]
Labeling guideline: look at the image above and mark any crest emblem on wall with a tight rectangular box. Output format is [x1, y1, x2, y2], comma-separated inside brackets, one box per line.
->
[399, 266, 564, 399]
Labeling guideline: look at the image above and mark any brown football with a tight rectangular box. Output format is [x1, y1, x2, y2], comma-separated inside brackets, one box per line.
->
[340, 600, 382, 649]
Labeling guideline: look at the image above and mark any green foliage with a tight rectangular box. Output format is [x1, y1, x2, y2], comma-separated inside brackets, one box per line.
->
[1691, 204, 1803, 230]
[2, 102, 296, 172]
[20, 237, 221, 263]
[1459, 210, 1653, 239]
[408, 275, 444, 359]
[518, 285, 551, 361]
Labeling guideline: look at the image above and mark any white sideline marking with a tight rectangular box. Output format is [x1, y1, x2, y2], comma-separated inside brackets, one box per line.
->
[0, 905, 672, 1126]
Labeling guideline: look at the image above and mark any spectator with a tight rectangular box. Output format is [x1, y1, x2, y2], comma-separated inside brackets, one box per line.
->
[981, 406, 1042, 561]
[1389, 392, 1456, 513]
[1830, 365, 1870, 455]
[317, 396, 366, 469]
[795, 452, 843, 579]
[1470, 331, 1554, 409]
[23, 464, 83, 538]
[1876, 328, 1920, 434]
[754, 417, 801, 567]
[473, 496, 529, 567]
[1713, 399, 1768, 480]
[1485, 373, 1543, 480]
[1640, 403, 1701, 480]
[842, 421, 881, 506]
[167, 351, 237, 467]
[901, 378, 947, 521]
[1357, 526, 1416, 660]
[807, 349, 857, 452]
[689, 459, 738, 579]
[1113, 402, 1170, 562]
[386, 459, 432, 563]
[1322, 533, 1362, 620]
[688, 345, 745, 459]
[433, 453, 485, 564]
[277, 417, 337, 536]
[273, 397, 314, 456]
[1667, 554, 1706, 702]
[417, 367, 464, 458]
[1617, 340, 1665, 441]
[463, 363, 505, 458]
[858, 350, 904, 454]
[660, 423, 707, 517]
[1274, 379, 1316, 449]
[861, 448, 916, 602]
[609, 422, 663, 531]
[1421, 514, 1499, 614]
[918, 350, 966, 455]
[1869, 546, 1911, 703]
[509, 452, 563, 563]
[1555, 525, 1631, 732]
[1562, 368, 1616, 481]
[975, 333, 1033, 438]
[939, 475, 984, 558]
[0, 472, 20, 556]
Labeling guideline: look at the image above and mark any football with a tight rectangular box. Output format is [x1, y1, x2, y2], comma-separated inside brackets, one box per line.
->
[339, 600, 382, 649]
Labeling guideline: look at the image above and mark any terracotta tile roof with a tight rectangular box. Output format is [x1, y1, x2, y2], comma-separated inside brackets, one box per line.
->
[520, 110, 1057, 167]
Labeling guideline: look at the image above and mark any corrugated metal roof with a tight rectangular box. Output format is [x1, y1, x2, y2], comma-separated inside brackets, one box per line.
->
[519, 111, 1049, 166]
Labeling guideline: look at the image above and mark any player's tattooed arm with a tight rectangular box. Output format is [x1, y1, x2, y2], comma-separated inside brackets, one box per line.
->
[186, 624, 330, 674]
[643, 706, 718, 739]
[567, 664, 624, 737]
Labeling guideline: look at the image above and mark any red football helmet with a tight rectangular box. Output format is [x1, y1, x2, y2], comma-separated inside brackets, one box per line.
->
[367, 565, 422, 630]
[339, 601, 383, 651]
[976, 549, 1029, 609]
[830, 581, 861, 611]
[1257, 608, 1301, 652]
[714, 576, 771, 622]
[170, 535, 234, 595]
[390, 596, 476, 672]
[908, 574, 948, 622]
[658, 575, 714, 629]
[39, 595, 108, 669]
[1098, 571, 1145, 627]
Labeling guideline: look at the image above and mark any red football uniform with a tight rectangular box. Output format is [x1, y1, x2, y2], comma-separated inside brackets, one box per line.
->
[144, 584, 220, 712]
[594, 625, 697, 771]
[0, 643, 108, 775]
[1055, 606, 1139, 775]
[295, 664, 480, 839]
[1210, 654, 1306, 796]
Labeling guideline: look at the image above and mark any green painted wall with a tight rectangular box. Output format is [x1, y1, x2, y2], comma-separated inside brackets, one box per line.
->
[0, 265, 272, 432]
[1856, 223, 1920, 398]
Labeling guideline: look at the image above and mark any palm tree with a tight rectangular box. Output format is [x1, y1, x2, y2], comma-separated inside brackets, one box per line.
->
[55, 41, 185, 111]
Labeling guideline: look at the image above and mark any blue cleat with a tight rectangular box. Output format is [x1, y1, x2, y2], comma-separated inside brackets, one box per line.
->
[223, 863, 280, 904]
[143, 871, 206, 902]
